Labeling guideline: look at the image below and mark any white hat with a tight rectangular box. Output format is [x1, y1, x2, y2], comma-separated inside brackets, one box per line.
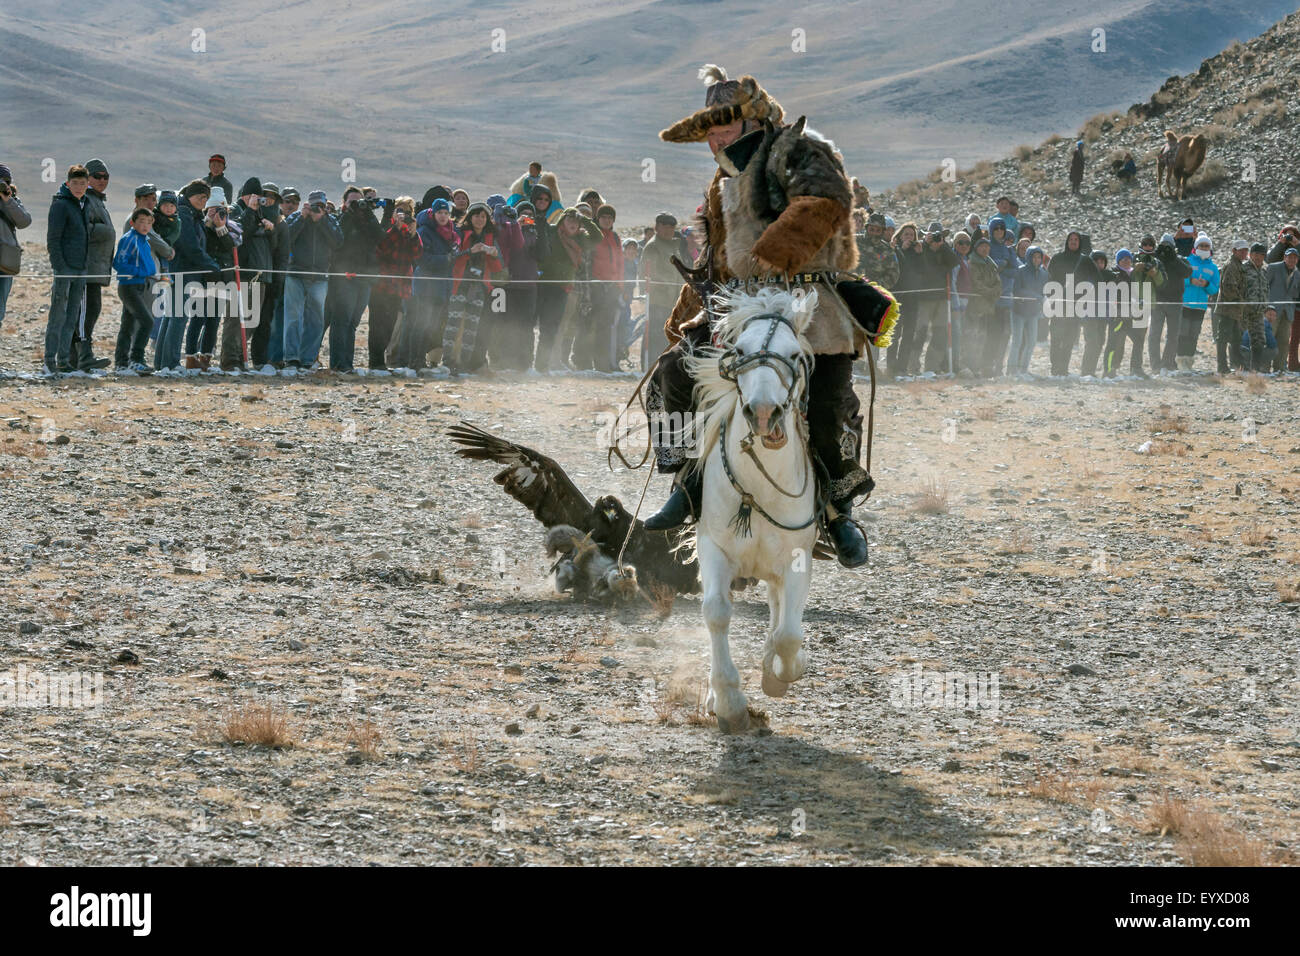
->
[1195, 233, 1211, 249]
[1231, 239, 1249, 251]
[884, 215, 895, 228]
[204, 186, 228, 209]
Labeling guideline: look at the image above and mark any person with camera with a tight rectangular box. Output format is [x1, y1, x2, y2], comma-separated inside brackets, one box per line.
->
[265, 186, 298, 366]
[283, 189, 343, 370]
[397, 197, 459, 371]
[1175, 234, 1220, 372]
[441, 201, 503, 374]
[184, 187, 242, 371]
[161, 181, 222, 371]
[1046, 229, 1097, 376]
[43, 165, 92, 375]
[487, 200, 539, 371]
[0, 164, 32, 335]
[226, 177, 275, 370]
[364, 197, 421, 373]
[71, 158, 116, 371]
[322, 186, 385, 371]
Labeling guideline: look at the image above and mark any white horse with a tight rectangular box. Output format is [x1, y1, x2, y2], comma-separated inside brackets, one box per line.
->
[684, 286, 820, 733]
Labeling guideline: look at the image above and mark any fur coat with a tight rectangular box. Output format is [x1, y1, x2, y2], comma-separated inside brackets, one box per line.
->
[666, 117, 862, 355]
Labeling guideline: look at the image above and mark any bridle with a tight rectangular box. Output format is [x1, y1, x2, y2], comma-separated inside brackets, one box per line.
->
[717, 311, 811, 417]
[715, 311, 819, 535]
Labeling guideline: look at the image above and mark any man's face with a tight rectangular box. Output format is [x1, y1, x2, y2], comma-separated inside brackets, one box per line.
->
[1140, 244, 1155, 257]
[132, 214, 153, 236]
[1067, 234, 1079, 251]
[282, 198, 300, 215]
[529, 165, 541, 178]
[706, 119, 744, 155]
[1234, 248, 1248, 261]
[343, 189, 362, 207]
[997, 199, 1009, 214]
[866, 225, 883, 240]
[1250, 251, 1265, 268]
[655, 223, 674, 240]
[67, 178, 89, 199]
[598, 214, 614, 231]
[89, 172, 109, 193]
[138, 194, 157, 211]
[209, 160, 224, 178]
[188, 192, 208, 211]
[560, 217, 580, 237]
[1287, 255, 1298, 272]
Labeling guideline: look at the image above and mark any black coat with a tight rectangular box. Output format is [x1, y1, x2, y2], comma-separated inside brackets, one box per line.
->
[330, 204, 385, 275]
[234, 200, 274, 277]
[46, 184, 89, 274]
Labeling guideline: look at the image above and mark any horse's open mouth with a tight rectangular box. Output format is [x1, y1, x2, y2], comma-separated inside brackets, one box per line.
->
[760, 422, 787, 450]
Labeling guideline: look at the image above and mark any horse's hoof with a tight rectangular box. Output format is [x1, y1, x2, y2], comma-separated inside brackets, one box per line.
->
[762, 667, 791, 698]
[716, 708, 751, 734]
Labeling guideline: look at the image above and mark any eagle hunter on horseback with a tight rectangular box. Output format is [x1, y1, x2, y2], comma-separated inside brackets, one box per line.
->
[640, 64, 898, 569]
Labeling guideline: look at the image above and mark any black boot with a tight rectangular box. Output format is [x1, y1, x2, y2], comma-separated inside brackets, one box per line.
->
[826, 501, 868, 568]
[643, 469, 703, 531]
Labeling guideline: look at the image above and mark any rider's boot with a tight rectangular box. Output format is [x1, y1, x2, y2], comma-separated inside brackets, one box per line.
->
[826, 499, 868, 568]
[643, 468, 703, 531]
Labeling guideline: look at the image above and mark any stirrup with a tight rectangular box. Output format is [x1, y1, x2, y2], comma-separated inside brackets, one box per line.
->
[643, 470, 701, 531]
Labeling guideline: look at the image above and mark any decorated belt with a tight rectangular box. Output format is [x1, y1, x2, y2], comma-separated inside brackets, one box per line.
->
[724, 271, 840, 290]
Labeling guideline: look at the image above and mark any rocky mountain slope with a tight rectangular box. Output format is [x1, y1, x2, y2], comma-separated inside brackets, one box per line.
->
[877, 10, 1300, 256]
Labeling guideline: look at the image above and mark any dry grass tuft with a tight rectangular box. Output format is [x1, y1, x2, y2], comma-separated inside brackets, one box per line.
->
[994, 529, 1034, 555]
[1146, 439, 1189, 457]
[1073, 453, 1102, 480]
[644, 581, 676, 618]
[912, 476, 950, 515]
[973, 404, 999, 422]
[219, 703, 294, 749]
[1275, 580, 1300, 603]
[346, 720, 383, 760]
[1028, 769, 1107, 808]
[1241, 524, 1273, 547]
[1244, 374, 1268, 394]
[1147, 793, 1272, 866]
[442, 729, 479, 774]
[1148, 404, 1187, 434]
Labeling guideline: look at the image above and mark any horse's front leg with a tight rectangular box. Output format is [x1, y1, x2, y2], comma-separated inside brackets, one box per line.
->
[698, 535, 749, 734]
[762, 548, 811, 697]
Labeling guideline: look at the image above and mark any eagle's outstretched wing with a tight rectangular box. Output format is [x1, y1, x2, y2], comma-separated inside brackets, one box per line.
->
[448, 421, 595, 531]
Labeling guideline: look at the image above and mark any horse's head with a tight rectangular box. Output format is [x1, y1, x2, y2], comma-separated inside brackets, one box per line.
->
[713, 287, 815, 451]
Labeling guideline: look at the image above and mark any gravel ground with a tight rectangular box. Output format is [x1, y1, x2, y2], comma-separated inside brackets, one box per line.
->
[1, 254, 1298, 866]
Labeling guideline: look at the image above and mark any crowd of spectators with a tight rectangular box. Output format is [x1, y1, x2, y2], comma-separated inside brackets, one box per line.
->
[2, 157, 1298, 382]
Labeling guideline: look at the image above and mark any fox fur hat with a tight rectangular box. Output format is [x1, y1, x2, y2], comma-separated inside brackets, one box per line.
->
[660, 65, 784, 143]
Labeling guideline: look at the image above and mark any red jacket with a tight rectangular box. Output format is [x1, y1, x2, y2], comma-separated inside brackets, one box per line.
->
[590, 227, 622, 283]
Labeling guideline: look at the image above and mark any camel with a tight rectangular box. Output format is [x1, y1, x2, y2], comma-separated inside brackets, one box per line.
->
[1157, 131, 1207, 200]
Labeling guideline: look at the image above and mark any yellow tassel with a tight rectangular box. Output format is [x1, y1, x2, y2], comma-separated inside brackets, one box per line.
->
[870, 281, 900, 350]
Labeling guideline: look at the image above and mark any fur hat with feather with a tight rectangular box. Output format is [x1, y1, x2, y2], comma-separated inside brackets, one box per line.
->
[660, 64, 784, 143]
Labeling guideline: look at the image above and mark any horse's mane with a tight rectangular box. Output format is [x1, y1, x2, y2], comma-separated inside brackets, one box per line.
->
[681, 287, 814, 476]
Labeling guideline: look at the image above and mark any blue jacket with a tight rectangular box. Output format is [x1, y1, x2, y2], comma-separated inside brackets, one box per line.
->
[113, 230, 157, 286]
[171, 202, 222, 281]
[1183, 255, 1220, 309]
[284, 210, 344, 278]
[985, 217, 1021, 307]
[414, 208, 458, 302]
[1013, 249, 1049, 318]
[46, 184, 89, 275]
